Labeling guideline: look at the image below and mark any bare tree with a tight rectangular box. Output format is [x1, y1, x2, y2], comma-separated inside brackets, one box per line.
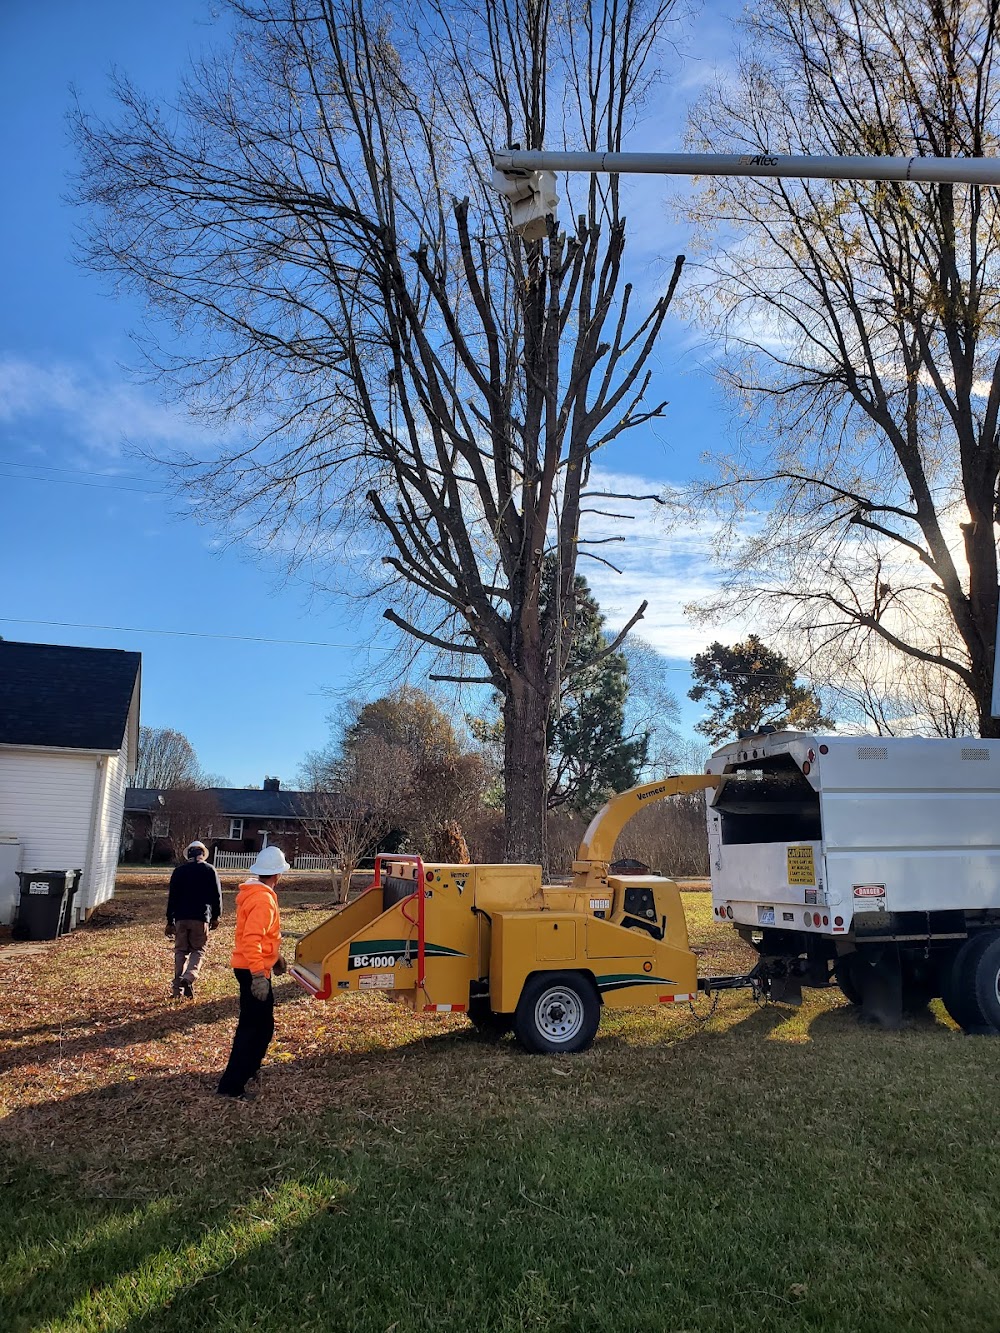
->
[160, 788, 221, 861]
[134, 726, 200, 789]
[73, 0, 685, 863]
[302, 735, 412, 903]
[621, 635, 684, 775]
[820, 638, 980, 737]
[677, 0, 1000, 735]
[311, 688, 493, 853]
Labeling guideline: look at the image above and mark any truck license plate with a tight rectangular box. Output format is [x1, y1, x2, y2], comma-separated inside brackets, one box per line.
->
[757, 906, 775, 925]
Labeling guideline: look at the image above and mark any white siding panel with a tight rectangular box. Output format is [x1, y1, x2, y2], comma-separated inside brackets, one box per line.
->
[89, 739, 129, 912]
[0, 749, 96, 875]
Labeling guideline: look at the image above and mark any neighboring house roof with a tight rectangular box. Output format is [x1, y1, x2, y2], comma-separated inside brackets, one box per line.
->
[0, 641, 141, 752]
[125, 787, 353, 819]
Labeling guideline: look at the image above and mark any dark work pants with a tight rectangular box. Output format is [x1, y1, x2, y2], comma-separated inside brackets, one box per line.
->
[218, 968, 274, 1096]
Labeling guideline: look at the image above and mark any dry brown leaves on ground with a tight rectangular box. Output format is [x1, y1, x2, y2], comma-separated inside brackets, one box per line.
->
[0, 884, 757, 1182]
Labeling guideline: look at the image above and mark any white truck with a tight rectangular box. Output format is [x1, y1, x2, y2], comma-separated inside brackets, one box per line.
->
[705, 730, 1000, 1031]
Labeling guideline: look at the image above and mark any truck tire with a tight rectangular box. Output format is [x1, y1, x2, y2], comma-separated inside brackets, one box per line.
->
[514, 972, 600, 1054]
[835, 956, 863, 1006]
[467, 997, 514, 1040]
[972, 934, 1000, 1032]
[942, 933, 999, 1033]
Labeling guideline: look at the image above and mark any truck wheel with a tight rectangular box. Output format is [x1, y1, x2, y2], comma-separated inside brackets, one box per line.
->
[835, 956, 863, 1005]
[942, 933, 998, 1033]
[972, 934, 1000, 1032]
[514, 972, 600, 1054]
[467, 997, 514, 1040]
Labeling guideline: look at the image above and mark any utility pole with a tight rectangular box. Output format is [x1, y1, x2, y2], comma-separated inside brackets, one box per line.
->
[491, 145, 1000, 716]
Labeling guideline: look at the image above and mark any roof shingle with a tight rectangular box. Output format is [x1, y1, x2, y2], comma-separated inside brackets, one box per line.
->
[0, 641, 141, 752]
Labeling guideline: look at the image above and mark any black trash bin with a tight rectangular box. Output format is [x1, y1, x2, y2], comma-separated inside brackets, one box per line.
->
[14, 870, 73, 941]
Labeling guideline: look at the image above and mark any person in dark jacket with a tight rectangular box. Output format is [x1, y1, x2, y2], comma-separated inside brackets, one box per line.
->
[166, 841, 223, 998]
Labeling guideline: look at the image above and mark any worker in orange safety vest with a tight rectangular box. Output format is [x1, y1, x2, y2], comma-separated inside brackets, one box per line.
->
[217, 845, 290, 1099]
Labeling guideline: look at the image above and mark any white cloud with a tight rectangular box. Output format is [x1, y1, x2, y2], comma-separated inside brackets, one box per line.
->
[0, 355, 226, 458]
[577, 463, 750, 657]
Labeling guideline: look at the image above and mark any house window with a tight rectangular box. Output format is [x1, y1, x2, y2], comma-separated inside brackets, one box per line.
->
[151, 816, 170, 838]
[229, 819, 244, 840]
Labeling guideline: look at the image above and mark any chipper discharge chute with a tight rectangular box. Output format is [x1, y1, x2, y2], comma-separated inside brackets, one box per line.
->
[290, 774, 739, 1053]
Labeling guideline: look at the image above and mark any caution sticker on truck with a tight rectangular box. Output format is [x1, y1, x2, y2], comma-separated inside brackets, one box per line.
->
[786, 845, 816, 885]
[358, 973, 395, 989]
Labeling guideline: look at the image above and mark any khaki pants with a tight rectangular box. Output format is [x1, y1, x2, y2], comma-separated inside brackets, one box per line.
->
[174, 919, 210, 983]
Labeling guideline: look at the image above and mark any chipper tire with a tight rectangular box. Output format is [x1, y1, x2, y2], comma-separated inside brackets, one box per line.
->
[942, 932, 1000, 1034]
[514, 972, 600, 1054]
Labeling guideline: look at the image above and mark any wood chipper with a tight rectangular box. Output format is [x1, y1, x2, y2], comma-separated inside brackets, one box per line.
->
[290, 774, 757, 1052]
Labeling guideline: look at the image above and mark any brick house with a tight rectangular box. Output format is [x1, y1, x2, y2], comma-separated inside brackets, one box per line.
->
[122, 777, 351, 864]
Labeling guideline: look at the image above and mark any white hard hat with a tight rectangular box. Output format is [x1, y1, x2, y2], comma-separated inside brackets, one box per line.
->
[186, 841, 208, 858]
[249, 845, 290, 876]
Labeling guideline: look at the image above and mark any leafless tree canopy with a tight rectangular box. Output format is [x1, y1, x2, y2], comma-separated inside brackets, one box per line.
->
[161, 788, 221, 860]
[303, 687, 493, 855]
[74, 0, 684, 861]
[134, 726, 200, 789]
[678, 0, 1000, 735]
[303, 733, 412, 902]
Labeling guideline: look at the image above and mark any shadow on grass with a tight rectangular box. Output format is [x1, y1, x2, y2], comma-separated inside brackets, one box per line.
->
[0, 985, 304, 1075]
[6, 995, 1000, 1333]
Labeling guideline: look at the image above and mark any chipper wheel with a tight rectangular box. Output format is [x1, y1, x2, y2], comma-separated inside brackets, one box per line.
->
[514, 972, 600, 1054]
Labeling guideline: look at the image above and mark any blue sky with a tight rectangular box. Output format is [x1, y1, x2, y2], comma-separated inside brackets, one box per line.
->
[0, 0, 743, 785]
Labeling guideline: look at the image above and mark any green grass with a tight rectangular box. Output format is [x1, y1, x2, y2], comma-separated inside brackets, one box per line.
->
[2, 892, 1000, 1331]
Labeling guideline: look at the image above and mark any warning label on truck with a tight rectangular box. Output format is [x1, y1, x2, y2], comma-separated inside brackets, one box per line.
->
[786, 846, 816, 885]
[852, 884, 886, 899]
[358, 973, 395, 990]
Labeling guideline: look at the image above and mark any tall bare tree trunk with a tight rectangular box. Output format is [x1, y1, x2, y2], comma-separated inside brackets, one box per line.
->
[503, 671, 550, 867]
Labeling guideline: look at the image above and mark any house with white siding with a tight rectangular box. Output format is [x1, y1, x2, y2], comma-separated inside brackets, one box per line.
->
[0, 641, 141, 927]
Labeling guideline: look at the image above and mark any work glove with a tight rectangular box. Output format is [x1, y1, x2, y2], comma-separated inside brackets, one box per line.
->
[210, 918, 219, 931]
[250, 974, 270, 1002]
[272, 955, 288, 977]
[165, 922, 175, 938]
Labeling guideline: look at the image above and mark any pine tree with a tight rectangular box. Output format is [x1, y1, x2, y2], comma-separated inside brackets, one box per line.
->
[688, 637, 833, 745]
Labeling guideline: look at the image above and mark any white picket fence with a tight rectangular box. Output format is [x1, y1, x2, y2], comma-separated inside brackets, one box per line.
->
[212, 851, 257, 870]
[212, 850, 341, 872]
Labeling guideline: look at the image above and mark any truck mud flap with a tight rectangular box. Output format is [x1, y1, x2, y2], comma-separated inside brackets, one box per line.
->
[851, 951, 903, 1030]
[768, 973, 802, 1006]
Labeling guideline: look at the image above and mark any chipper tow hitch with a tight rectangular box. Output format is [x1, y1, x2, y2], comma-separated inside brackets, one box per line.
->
[697, 962, 770, 1001]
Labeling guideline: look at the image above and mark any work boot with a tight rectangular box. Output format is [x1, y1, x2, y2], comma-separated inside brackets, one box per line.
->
[181, 979, 194, 999]
[171, 978, 183, 999]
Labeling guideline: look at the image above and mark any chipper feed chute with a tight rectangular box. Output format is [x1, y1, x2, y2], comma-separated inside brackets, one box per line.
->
[289, 854, 485, 1013]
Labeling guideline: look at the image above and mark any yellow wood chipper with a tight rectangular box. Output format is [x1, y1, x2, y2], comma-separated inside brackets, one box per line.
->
[290, 774, 757, 1052]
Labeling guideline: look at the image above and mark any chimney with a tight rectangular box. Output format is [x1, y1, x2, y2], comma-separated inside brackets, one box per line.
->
[263, 776, 281, 791]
